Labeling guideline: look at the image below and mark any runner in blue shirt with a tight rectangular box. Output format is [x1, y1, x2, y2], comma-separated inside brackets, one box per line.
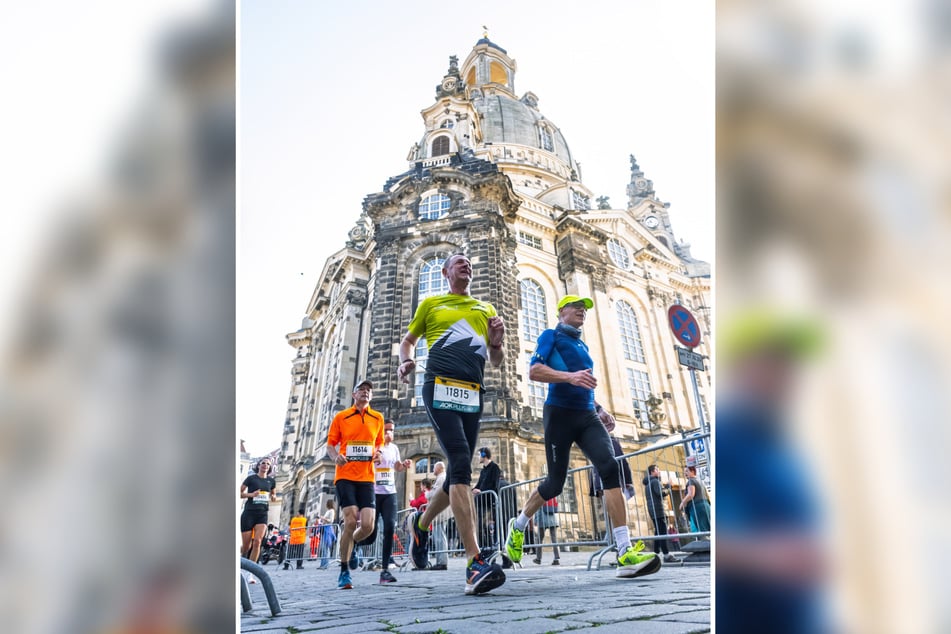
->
[503, 295, 662, 579]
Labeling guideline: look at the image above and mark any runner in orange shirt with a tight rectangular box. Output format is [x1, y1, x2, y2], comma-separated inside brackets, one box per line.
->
[326, 379, 385, 589]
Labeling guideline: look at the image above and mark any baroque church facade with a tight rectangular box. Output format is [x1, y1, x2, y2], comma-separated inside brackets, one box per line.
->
[275, 37, 711, 527]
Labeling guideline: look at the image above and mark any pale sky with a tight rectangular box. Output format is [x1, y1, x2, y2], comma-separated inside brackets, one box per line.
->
[238, 1, 715, 457]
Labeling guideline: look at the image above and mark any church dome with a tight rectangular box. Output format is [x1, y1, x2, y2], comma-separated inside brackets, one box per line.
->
[470, 91, 574, 167]
[457, 37, 576, 172]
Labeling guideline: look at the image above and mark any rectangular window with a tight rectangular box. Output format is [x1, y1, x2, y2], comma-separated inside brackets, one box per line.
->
[626, 368, 653, 430]
[572, 191, 590, 211]
[517, 231, 543, 250]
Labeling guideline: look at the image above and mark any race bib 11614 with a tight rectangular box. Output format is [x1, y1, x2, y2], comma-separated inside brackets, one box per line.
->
[347, 441, 373, 462]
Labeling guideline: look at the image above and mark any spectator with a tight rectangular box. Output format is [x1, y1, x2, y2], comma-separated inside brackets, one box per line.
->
[410, 479, 433, 510]
[472, 447, 501, 550]
[642, 465, 681, 563]
[428, 462, 449, 570]
[532, 498, 560, 565]
[668, 524, 681, 552]
[284, 509, 307, 570]
[317, 500, 336, 569]
[679, 465, 711, 533]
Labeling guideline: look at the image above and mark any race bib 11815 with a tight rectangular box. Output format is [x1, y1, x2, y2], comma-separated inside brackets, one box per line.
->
[433, 376, 480, 413]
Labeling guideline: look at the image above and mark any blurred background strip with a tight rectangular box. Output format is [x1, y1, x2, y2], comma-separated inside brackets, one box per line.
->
[717, 0, 951, 632]
[0, 2, 234, 633]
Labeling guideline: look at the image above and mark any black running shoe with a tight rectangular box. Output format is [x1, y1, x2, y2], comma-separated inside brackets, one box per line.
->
[465, 552, 506, 595]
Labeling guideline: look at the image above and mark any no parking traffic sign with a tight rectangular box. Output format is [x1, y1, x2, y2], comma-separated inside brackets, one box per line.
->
[667, 305, 702, 349]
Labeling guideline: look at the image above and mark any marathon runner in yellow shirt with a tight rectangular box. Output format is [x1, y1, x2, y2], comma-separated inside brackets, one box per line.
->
[397, 253, 507, 595]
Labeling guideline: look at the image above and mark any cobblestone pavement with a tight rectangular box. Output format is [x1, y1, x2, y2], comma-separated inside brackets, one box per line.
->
[241, 550, 710, 633]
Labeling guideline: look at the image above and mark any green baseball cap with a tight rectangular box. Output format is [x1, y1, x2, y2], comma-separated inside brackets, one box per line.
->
[557, 295, 594, 310]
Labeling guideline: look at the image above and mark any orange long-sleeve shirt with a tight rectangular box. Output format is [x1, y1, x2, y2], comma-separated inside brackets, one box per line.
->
[326, 405, 384, 484]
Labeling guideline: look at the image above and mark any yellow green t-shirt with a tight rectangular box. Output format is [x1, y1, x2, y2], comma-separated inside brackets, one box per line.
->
[408, 293, 497, 387]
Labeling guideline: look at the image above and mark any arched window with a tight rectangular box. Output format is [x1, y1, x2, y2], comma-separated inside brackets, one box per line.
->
[431, 136, 450, 156]
[419, 193, 451, 220]
[489, 61, 507, 84]
[415, 257, 451, 399]
[440, 119, 454, 129]
[519, 279, 547, 341]
[607, 238, 630, 270]
[519, 279, 548, 418]
[418, 257, 447, 297]
[539, 126, 553, 152]
[615, 300, 646, 363]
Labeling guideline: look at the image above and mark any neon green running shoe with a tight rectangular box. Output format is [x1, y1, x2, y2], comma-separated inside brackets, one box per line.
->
[616, 540, 661, 578]
[504, 518, 524, 563]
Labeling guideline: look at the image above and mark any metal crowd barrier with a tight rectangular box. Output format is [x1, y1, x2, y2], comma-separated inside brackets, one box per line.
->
[399, 491, 504, 567]
[588, 433, 712, 569]
[280, 524, 339, 569]
[266, 433, 710, 576]
[498, 465, 613, 570]
[395, 507, 422, 563]
[492, 432, 712, 571]
[277, 512, 420, 571]
[356, 512, 411, 571]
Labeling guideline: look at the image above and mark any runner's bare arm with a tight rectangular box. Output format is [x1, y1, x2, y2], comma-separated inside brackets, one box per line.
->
[529, 363, 597, 388]
[398, 331, 419, 383]
[326, 443, 347, 465]
[487, 316, 505, 366]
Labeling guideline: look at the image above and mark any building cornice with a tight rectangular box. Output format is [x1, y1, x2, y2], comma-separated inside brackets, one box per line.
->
[366, 161, 522, 223]
[515, 215, 556, 235]
[553, 211, 609, 244]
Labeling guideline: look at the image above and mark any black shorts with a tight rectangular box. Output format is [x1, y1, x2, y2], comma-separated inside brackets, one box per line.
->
[335, 479, 375, 510]
[422, 381, 483, 490]
[241, 508, 269, 532]
[537, 404, 620, 500]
